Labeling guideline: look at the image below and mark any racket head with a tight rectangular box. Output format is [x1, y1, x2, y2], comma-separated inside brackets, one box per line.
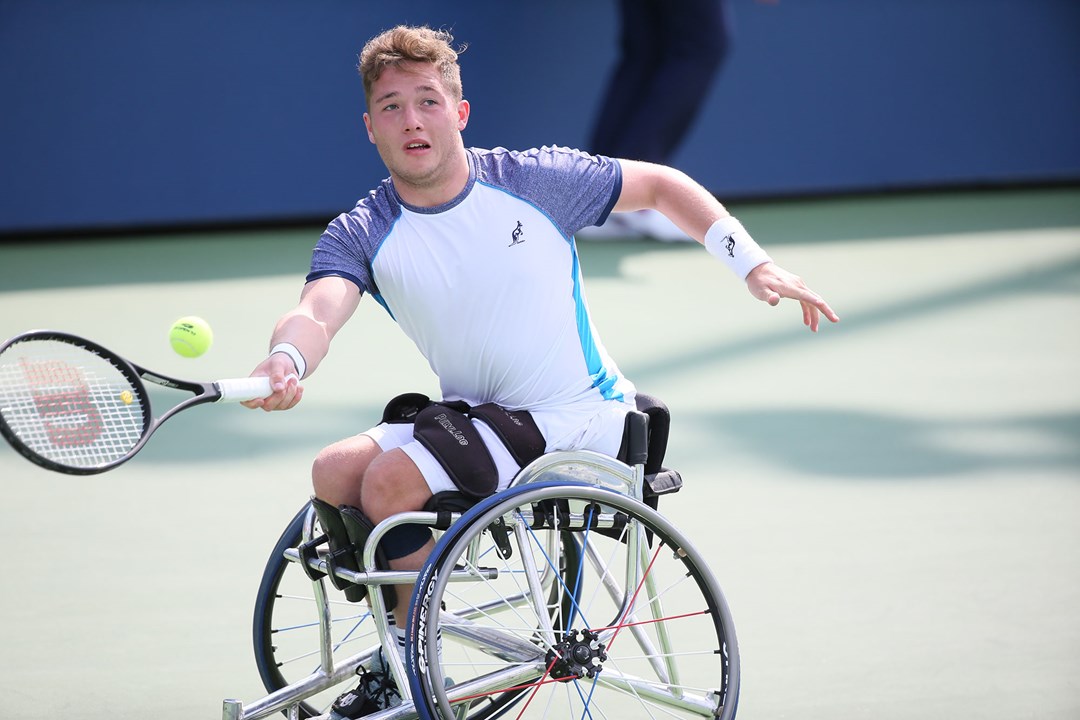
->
[0, 331, 152, 474]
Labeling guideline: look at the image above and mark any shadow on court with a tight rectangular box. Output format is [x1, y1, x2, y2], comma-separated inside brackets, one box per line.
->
[625, 251, 1080, 382]
[697, 407, 1080, 479]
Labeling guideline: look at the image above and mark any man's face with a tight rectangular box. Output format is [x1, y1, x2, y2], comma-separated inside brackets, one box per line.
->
[363, 61, 470, 201]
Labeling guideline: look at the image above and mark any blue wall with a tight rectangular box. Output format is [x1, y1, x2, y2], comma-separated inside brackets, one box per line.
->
[1, 0, 1077, 235]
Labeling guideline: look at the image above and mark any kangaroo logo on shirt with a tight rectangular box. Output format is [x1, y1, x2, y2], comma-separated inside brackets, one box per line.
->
[509, 221, 525, 247]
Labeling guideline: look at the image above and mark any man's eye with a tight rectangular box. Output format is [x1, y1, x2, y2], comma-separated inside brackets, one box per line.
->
[383, 103, 399, 111]
[422, 99, 438, 106]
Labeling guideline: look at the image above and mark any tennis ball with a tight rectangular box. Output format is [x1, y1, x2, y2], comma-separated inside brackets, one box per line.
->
[169, 316, 213, 358]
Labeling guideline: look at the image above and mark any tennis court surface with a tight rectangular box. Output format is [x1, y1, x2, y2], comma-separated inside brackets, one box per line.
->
[0, 187, 1077, 719]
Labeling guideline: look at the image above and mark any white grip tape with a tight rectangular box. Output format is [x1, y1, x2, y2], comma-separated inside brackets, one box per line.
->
[704, 216, 772, 279]
[217, 376, 274, 402]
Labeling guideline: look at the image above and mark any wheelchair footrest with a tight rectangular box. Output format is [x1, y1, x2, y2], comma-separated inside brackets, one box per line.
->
[340, 505, 398, 610]
[309, 497, 369, 603]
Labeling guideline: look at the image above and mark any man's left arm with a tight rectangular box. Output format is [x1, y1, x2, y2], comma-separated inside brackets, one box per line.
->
[615, 159, 840, 332]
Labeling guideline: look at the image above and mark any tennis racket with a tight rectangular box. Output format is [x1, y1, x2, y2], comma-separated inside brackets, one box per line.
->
[0, 330, 277, 475]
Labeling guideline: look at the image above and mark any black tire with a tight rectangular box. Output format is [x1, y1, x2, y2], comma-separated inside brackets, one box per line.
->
[252, 503, 387, 718]
[252, 503, 322, 719]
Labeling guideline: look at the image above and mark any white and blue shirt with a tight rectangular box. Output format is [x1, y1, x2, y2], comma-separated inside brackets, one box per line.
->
[308, 146, 636, 419]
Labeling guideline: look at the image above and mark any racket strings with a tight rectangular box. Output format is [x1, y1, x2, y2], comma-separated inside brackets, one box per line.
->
[0, 340, 147, 468]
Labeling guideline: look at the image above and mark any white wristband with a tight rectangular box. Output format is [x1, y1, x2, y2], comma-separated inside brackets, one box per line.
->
[270, 342, 307, 379]
[704, 216, 772, 280]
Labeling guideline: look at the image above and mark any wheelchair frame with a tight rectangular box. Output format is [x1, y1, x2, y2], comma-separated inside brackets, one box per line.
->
[223, 417, 740, 720]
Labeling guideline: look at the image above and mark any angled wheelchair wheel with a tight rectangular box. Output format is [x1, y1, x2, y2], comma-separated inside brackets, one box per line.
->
[407, 481, 740, 720]
[252, 503, 386, 719]
[252, 502, 586, 720]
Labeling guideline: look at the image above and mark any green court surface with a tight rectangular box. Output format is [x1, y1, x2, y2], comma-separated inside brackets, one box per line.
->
[1, 188, 1078, 719]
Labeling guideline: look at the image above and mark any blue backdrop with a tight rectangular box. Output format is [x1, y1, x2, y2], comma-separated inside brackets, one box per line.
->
[1, 0, 1077, 235]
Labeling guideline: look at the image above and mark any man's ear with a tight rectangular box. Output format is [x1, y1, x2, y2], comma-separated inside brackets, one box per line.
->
[457, 100, 470, 131]
[363, 112, 375, 143]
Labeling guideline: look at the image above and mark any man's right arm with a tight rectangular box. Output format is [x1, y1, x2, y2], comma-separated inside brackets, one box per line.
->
[243, 276, 362, 411]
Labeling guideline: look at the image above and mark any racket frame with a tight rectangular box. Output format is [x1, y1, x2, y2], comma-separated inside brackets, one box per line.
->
[0, 330, 237, 475]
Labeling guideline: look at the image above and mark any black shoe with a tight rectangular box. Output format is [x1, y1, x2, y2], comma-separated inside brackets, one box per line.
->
[328, 650, 402, 718]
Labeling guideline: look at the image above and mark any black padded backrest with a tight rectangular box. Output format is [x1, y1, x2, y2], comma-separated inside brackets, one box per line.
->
[634, 393, 671, 475]
[617, 393, 683, 509]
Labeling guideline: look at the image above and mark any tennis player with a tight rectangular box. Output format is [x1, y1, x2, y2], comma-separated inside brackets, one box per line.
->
[244, 25, 838, 718]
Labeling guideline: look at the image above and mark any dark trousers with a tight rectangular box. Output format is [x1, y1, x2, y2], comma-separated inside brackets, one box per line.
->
[589, 0, 729, 164]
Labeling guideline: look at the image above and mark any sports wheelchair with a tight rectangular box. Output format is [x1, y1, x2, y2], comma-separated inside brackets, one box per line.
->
[223, 395, 740, 719]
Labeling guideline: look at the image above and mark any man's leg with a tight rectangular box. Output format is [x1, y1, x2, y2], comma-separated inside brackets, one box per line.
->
[360, 447, 435, 627]
[310, 438, 431, 718]
[310, 433, 383, 508]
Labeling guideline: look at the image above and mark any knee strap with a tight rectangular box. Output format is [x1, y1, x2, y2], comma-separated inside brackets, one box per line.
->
[469, 402, 546, 467]
[413, 403, 498, 499]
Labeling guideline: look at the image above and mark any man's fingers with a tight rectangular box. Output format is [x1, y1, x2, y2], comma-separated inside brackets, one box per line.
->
[807, 301, 824, 332]
[266, 381, 299, 412]
[755, 276, 839, 331]
[808, 295, 840, 324]
[785, 285, 839, 325]
[746, 264, 838, 329]
[244, 374, 303, 412]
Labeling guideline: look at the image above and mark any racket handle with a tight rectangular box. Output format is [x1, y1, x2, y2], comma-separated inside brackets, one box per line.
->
[216, 376, 274, 402]
[216, 374, 300, 402]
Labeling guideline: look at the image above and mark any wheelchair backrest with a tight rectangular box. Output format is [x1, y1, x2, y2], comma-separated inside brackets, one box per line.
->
[634, 392, 671, 475]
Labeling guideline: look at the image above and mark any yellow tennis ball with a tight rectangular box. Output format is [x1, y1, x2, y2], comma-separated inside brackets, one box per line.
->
[169, 316, 213, 358]
[120, 390, 133, 405]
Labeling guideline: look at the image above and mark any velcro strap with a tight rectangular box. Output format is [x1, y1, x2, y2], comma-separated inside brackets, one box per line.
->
[413, 403, 499, 499]
[423, 491, 478, 530]
[469, 403, 546, 467]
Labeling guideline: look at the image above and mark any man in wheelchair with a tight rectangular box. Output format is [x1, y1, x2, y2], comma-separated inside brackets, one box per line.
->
[243, 24, 837, 719]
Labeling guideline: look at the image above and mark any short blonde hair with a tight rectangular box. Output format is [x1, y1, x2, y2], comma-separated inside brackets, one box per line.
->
[358, 26, 465, 105]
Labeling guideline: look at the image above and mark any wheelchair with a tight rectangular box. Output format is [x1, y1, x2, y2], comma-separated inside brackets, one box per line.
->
[223, 395, 740, 720]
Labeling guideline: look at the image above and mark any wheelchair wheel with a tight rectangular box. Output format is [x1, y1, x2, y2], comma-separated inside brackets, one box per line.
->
[252, 503, 386, 718]
[406, 481, 740, 720]
[252, 502, 585, 719]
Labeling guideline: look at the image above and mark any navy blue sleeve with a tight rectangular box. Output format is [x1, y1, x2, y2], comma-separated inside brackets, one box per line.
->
[474, 146, 623, 238]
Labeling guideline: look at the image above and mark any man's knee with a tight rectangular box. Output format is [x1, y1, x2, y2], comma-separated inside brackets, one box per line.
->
[361, 449, 432, 521]
[311, 436, 381, 507]
[360, 450, 435, 562]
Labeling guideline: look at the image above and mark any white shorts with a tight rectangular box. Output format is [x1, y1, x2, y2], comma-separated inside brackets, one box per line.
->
[363, 399, 634, 496]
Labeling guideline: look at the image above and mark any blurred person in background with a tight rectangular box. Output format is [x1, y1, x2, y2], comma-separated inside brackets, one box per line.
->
[582, 0, 730, 241]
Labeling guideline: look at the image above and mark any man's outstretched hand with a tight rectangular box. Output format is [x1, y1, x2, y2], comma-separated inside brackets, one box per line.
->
[746, 262, 840, 332]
